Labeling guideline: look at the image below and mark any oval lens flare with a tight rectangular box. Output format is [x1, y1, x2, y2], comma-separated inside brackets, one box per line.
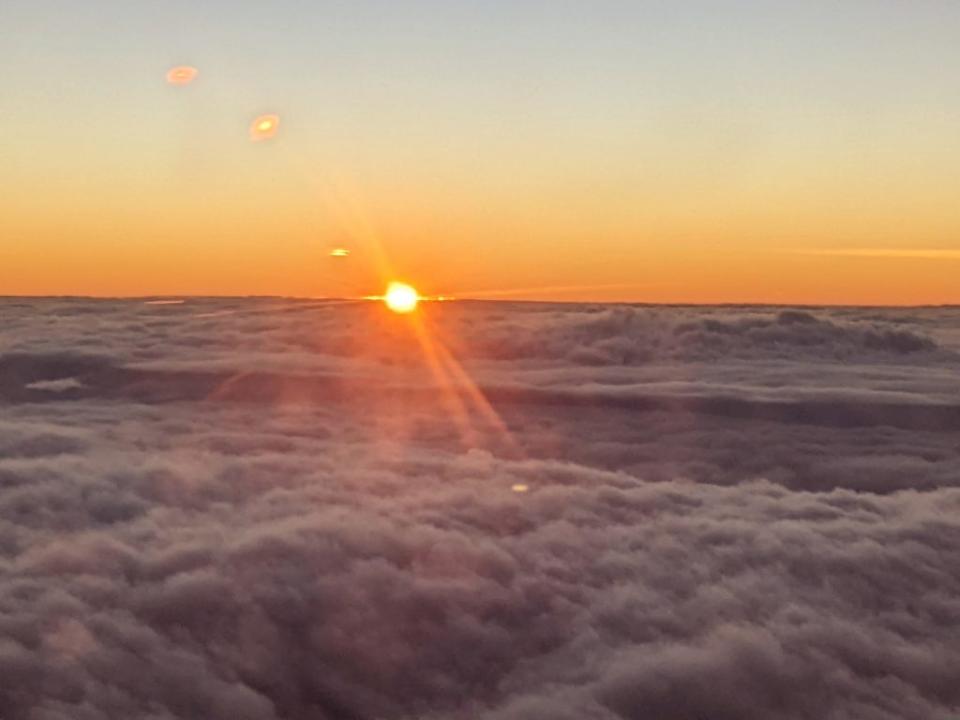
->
[166, 66, 198, 85]
[250, 114, 280, 141]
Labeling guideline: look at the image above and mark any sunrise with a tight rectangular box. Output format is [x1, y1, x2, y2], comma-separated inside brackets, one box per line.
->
[2, 2, 959, 719]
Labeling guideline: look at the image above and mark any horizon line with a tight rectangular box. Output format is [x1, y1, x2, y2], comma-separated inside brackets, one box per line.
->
[1, 294, 958, 309]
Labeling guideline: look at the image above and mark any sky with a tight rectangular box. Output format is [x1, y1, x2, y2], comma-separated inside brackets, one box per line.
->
[2, 0, 960, 303]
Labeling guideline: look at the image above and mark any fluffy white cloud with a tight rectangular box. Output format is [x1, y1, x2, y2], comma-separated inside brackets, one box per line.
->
[1, 299, 959, 719]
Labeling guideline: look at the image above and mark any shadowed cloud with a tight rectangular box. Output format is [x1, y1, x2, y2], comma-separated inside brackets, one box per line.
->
[2, 299, 960, 719]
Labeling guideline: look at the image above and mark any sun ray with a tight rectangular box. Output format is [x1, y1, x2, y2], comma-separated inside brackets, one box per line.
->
[432, 335, 518, 451]
[407, 311, 480, 448]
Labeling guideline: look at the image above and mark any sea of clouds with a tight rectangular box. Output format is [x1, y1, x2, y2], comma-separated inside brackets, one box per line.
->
[1, 298, 959, 720]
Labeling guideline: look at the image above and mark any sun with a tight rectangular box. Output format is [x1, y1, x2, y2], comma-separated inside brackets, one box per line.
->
[384, 282, 420, 314]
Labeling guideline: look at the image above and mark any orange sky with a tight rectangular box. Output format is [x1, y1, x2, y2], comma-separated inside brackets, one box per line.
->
[2, 1, 960, 304]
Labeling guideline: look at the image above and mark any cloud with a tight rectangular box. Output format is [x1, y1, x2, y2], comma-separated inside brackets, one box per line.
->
[23, 378, 86, 393]
[791, 248, 960, 261]
[2, 299, 960, 718]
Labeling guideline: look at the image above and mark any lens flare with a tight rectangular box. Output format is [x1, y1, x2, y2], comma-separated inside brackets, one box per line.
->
[166, 66, 198, 86]
[330, 248, 351, 258]
[250, 114, 280, 141]
[384, 282, 420, 314]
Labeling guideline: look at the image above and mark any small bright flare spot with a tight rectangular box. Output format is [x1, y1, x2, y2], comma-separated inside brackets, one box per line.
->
[250, 114, 280, 141]
[511, 484, 530, 494]
[330, 248, 351, 258]
[384, 282, 420, 314]
[166, 66, 198, 85]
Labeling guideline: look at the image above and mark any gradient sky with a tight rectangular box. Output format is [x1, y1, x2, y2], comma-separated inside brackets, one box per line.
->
[2, 0, 960, 303]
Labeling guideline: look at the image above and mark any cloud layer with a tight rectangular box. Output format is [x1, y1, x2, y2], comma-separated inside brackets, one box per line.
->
[2, 299, 959, 719]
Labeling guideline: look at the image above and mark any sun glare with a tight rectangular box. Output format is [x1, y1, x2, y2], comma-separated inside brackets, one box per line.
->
[384, 282, 420, 314]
